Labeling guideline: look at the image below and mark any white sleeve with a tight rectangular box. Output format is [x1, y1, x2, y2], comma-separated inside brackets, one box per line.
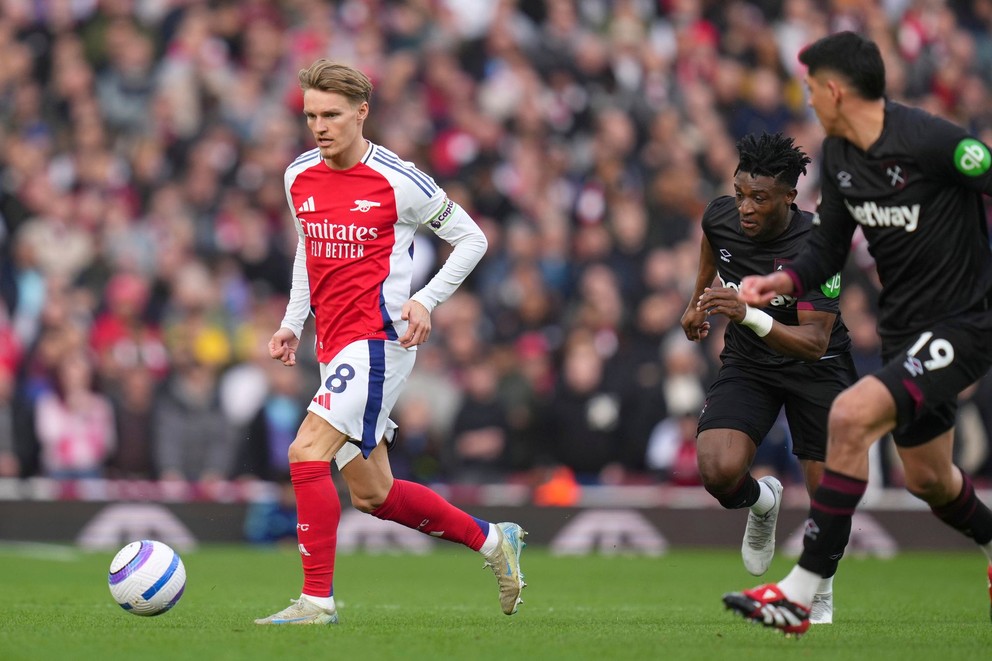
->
[410, 200, 488, 312]
[280, 176, 311, 338]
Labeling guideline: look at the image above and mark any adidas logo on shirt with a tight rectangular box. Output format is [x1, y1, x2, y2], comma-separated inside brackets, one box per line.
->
[297, 195, 315, 214]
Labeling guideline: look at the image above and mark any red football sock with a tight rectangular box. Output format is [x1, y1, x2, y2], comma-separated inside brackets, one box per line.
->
[371, 479, 489, 551]
[290, 461, 340, 597]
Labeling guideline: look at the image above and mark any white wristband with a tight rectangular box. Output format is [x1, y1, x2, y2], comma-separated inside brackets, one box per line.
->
[741, 305, 774, 337]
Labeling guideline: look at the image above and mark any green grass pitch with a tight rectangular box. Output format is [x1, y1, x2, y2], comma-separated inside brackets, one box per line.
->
[1, 544, 990, 661]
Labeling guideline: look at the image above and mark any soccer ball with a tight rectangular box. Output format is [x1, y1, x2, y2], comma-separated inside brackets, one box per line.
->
[108, 540, 187, 616]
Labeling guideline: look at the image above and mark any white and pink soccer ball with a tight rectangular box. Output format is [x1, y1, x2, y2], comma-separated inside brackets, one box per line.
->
[108, 540, 186, 616]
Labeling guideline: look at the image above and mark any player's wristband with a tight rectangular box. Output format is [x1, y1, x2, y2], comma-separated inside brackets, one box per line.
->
[741, 305, 773, 337]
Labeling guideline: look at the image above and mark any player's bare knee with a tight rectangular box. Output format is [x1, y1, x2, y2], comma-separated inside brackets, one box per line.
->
[905, 477, 941, 503]
[350, 489, 387, 513]
[287, 434, 325, 462]
[287, 440, 308, 463]
[347, 473, 392, 513]
[696, 434, 749, 494]
[827, 394, 873, 449]
[697, 455, 750, 506]
[350, 495, 376, 513]
[698, 461, 744, 496]
[904, 468, 949, 503]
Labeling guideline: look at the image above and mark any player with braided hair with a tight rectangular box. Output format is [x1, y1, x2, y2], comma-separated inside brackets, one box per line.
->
[682, 132, 856, 626]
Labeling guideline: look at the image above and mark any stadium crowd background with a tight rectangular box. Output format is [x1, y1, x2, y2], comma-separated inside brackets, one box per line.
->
[3, 0, 992, 498]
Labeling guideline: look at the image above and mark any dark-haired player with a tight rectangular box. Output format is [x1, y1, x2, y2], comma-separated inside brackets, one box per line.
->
[726, 31, 992, 636]
[683, 132, 854, 625]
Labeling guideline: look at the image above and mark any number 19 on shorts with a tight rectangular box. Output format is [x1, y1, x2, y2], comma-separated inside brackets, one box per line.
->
[903, 331, 954, 376]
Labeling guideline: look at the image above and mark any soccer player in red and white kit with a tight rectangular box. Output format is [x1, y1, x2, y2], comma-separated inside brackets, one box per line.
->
[255, 59, 526, 625]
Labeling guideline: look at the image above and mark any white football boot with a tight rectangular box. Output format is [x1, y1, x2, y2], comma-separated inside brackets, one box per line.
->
[742, 476, 784, 576]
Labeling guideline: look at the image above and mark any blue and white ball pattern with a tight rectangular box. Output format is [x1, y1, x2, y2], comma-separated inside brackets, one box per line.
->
[108, 540, 186, 616]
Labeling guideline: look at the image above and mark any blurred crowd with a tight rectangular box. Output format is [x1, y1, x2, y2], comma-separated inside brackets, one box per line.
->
[4, 0, 992, 496]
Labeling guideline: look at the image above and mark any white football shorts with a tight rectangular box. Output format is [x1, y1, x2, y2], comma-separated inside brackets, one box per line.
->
[307, 338, 415, 469]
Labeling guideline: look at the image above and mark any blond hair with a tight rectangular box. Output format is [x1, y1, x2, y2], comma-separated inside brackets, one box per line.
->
[298, 59, 373, 105]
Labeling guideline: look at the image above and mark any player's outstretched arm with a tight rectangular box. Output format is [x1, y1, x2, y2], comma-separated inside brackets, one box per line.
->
[739, 271, 794, 306]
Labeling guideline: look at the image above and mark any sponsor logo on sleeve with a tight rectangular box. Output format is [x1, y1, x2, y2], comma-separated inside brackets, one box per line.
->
[954, 138, 991, 176]
[820, 273, 841, 298]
